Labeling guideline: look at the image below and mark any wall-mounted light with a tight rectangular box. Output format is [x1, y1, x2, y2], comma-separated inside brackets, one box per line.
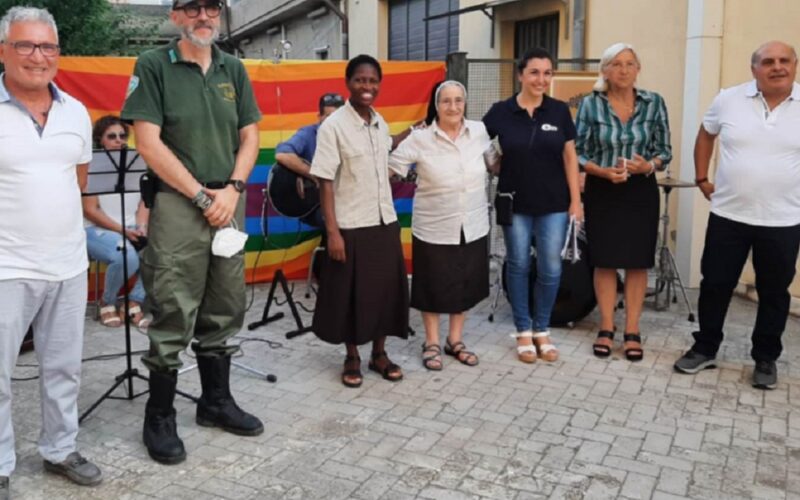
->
[272, 39, 293, 64]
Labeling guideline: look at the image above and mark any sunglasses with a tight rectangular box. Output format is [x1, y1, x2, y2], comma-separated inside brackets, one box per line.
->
[321, 93, 345, 106]
[174, 2, 223, 18]
[104, 132, 128, 141]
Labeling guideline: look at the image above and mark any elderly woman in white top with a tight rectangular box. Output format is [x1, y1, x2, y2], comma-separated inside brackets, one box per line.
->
[390, 80, 491, 370]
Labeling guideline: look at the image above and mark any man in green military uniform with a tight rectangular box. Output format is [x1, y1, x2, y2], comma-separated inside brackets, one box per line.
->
[121, 0, 263, 465]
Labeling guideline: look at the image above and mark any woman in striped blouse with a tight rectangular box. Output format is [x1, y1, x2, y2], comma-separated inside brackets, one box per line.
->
[575, 43, 672, 361]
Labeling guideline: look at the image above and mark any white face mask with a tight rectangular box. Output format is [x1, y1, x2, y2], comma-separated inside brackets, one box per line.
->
[211, 219, 248, 258]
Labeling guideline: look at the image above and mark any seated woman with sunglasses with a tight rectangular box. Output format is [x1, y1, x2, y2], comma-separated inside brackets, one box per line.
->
[82, 115, 150, 331]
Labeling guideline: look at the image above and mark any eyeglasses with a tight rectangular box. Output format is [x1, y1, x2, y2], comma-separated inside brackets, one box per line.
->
[104, 132, 128, 141]
[321, 93, 345, 106]
[4, 41, 60, 57]
[174, 2, 223, 18]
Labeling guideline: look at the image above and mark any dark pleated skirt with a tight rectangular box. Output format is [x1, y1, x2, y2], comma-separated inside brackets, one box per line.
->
[411, 234, 489, 314]
[584, 173, 659, 269]
[312, 222, 409, 345]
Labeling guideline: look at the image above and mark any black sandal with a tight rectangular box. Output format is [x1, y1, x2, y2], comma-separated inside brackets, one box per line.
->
[421, 343, 443, 371]
[368, 351, 403, 382]
[342, 355, 363, 388]
[623, 333, 644, 362]
[592, 330, 614, 358]
[444, 339, 479, 366]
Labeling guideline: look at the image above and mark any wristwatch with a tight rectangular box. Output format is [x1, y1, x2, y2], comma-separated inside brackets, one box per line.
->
[227, 179, 246, 193]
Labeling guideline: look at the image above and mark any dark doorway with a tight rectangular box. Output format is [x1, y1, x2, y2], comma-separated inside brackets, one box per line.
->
[514, 13, 559, 60]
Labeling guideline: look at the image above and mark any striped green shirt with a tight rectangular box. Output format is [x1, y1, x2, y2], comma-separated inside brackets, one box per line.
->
[575, 89, 672, 169]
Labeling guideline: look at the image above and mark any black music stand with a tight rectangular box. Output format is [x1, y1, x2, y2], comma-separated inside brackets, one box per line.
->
[79, 148, 197, 423]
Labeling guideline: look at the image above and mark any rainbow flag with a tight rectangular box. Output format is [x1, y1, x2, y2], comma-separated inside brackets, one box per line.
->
[55, 57, 445, 283]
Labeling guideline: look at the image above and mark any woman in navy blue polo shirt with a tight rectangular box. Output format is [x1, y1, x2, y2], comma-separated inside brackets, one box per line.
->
[575, 43, 672, 362]
[483, 48, 583, 364]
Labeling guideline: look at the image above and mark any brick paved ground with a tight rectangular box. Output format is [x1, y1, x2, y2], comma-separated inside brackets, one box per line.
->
[7, 280, 800, 499]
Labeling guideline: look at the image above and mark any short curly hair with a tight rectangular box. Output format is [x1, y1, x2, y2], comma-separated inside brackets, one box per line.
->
[92, 115, 129, 149]
[345, 54, 382, 81]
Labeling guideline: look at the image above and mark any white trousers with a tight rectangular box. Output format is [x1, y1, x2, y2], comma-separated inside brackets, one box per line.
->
[0, 273, 86, 476]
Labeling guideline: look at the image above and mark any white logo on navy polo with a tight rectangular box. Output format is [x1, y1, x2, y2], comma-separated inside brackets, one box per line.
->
[541, 123, 558, 131]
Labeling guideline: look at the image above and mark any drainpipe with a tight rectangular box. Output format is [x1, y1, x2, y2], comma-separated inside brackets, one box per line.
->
[571, 0, 586, 68]
[223, 2, 240, 56]
[322, 0, 348, 59]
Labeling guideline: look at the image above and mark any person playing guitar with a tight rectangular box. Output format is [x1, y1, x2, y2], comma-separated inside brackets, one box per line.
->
[273, 92, 345, 228]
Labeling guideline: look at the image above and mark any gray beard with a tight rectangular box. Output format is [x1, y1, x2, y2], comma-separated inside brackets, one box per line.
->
[183, 25, 219, 48]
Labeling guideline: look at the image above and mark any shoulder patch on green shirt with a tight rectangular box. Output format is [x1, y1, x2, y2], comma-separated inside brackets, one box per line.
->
[125, 75, 140, 99]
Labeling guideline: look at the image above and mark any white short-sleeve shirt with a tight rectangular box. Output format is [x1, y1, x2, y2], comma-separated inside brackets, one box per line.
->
[310, 100, 397, 229]
[0, 75, 92, 281]
[702, 80, 800, 226]
[84, 193, 142, 229]
[389, 120, 491, 244]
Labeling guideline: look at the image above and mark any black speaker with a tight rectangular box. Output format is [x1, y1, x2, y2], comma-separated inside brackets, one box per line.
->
[502, 239, 597, 326]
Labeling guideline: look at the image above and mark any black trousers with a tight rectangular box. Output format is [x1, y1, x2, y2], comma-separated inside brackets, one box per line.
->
[692, 213, 800, 362]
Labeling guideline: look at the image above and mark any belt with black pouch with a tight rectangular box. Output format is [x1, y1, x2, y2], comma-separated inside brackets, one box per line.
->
[140, 175, 228, 208]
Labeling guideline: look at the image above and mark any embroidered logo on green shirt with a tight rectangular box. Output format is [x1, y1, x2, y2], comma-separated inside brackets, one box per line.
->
[217, 83, 236, 102]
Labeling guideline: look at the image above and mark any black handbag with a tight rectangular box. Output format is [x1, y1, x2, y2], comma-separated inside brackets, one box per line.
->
[494, 191, 514, 226]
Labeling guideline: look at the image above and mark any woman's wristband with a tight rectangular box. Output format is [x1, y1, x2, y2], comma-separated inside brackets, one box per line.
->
[695, 177, 710, 185]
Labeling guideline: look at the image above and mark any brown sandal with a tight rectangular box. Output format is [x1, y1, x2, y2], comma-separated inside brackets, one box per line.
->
[444, 339, 479, 366]
[368, 351, 403, 382]
[342, 355, 363, 388]
[421, 343, 443, 371]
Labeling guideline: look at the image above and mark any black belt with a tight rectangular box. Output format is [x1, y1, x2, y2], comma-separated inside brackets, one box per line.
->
[157, 180, 227, 194]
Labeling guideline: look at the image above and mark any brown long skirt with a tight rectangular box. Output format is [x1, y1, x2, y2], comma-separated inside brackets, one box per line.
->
[411, 234, 489, 314]
[312, 222, 410, 345]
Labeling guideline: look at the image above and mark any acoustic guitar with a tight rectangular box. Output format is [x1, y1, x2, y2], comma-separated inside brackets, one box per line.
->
[266, 162, 320, 219]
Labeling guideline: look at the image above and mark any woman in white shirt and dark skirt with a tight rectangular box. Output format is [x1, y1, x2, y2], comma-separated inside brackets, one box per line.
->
[310, 56, 410, 388]
[390, 81, 490, 370]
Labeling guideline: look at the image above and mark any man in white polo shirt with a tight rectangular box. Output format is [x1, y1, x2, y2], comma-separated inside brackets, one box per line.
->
[675, 41, 800, 390]
[0, 6, 102, 495]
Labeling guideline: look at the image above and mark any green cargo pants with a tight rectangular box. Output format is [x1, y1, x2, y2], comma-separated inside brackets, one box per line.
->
[140, 190, 246, 372]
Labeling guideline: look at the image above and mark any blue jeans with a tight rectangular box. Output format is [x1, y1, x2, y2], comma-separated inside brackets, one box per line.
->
[85, 226, 145, 305]
[503, 212, 569, 332]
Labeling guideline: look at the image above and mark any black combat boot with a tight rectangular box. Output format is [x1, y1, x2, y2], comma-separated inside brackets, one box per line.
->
[196, 355, 264, 436]
[143, 370, 186, 464]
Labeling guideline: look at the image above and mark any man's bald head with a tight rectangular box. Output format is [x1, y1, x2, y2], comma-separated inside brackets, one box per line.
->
[751, 41, 797, 67]
[750, 40, 798, 99]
